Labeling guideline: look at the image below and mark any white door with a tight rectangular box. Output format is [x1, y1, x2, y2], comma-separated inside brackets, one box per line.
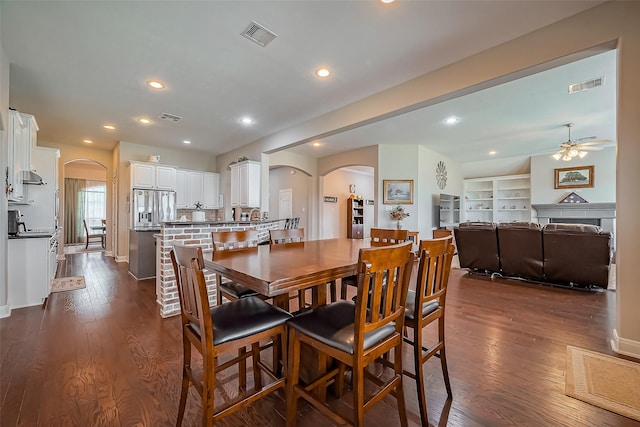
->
[279, 188, 293, 219]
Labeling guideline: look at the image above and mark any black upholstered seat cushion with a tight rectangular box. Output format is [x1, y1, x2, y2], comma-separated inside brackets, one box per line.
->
[189, 297, 292, 346]
[220, 280, 260, 299]
[404, 290, 440, 321]
[287, 301, 396, 355]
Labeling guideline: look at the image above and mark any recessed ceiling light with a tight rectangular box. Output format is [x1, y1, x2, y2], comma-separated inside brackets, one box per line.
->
[147, 80, 165, 89]
[489, 150, 496, 155]
[83, 139, 93, 144]
[183, 140, 191, 144]
[442, 116, 460, 125]
[138, 118, 152, 124]
[103, 124, 116, 130]
[380, 0, 395, 3]
[312, 141, 322, 147]
[316, 68, 330, 78]
[240, 117, 255, 125]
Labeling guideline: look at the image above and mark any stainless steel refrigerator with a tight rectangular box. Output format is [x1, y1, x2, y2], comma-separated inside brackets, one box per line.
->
[131, 189, 177, 228]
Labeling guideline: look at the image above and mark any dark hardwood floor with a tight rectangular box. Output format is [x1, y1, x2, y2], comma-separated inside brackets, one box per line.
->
[1, 252, 638, 426]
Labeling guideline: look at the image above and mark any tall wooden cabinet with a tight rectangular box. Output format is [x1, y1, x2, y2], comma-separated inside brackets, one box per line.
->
[347, 198, 364, 239]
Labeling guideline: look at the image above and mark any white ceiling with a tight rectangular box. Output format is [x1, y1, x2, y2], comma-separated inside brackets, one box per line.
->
[2, 1, 611, 162]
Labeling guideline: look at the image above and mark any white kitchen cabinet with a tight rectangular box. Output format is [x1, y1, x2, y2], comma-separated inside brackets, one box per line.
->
[130, 161, 176, 190]
[230, 160, 260, 207]
[175, 170, 188, 208]
[7, 110, 37, 203]
[203, 172, 220, 209]
[8, 235, 56, 309]
[187, 171, 204, 208]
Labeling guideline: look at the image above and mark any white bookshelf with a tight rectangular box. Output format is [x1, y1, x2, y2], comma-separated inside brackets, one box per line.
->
[463, 174, 531, 223]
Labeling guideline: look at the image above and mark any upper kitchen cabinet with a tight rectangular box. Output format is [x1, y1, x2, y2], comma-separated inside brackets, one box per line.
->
[130, 161, 176, 190]
[175, 169, 220, 209]
[175, 170, 188, 208]
[230, 160, 260, 207]
[202, 172, 220, 209]
[7, 110, 38, 203]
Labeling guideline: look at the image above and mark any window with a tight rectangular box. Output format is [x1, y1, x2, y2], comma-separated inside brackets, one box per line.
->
[82, 180, 106, 228]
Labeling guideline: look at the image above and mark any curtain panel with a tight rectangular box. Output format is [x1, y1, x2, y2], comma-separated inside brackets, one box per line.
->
[64, 178, 86, 244]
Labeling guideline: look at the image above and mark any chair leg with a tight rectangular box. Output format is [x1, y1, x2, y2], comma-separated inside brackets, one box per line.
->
[352, 363, 365, 427]
[286, 328, 301, 427]
[176, 340, 191, 427]
[329, 281, 337, 302]
[238, 347, 247, 390]
[394, 340, 409, 427]
[340, 281, 348, 300]
[439, 318, 452, 397]
[413, 326, 429, 427]
[252, 342, 262, 389]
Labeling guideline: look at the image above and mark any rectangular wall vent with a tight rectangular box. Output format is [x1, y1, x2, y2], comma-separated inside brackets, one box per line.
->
[241, 21, 277, 47]
[158, 113, 182, 122]
[568, 76, 604, 94]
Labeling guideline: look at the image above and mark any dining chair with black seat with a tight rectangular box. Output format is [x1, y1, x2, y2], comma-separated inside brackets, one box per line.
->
[83, 219, 105, 249]
[402, 236, 455, 426]
[211, 230, 263, 305]
[339, 228, 410, 300]
[285, 241, 414, 427]
[170, 244, 291, 427]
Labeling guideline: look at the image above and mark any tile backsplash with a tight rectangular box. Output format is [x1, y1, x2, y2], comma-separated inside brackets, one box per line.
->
[177, 209, 224, 222]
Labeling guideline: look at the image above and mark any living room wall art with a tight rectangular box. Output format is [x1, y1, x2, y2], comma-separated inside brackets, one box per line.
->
[554, 165, 594, 189]
[383, 180, 413, 204]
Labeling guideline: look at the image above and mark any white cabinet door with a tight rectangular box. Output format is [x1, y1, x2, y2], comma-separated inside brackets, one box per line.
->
[187, 171, 204, 208]
[230, 161, 260, 207]
[203, 172, 220, 209]
[131, 163, 155, 189]
[155, 166, 176, 190]
[7, 110, 25, 202]
[175, 170, 188, 208]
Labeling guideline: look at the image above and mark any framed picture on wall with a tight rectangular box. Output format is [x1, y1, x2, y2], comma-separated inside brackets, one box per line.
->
[383, 180, 413, 204]
[554, 165, 594, 189]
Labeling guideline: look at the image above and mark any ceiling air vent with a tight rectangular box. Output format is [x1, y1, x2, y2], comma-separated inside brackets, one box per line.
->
[568, 76, 604, 94]
[158, 113, 182, 123]
[241, 21, 277, 47]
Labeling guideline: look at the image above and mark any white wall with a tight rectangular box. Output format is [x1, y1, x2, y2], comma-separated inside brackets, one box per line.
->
[531, 146, 615, 204]
[463, 155, 531, 179]
[0, 34, 9, 316]
[268, 167, 311, 230]
[322, 168, 374, 239]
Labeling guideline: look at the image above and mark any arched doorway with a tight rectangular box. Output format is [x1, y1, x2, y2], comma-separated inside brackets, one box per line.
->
[63, 159, 107, 254]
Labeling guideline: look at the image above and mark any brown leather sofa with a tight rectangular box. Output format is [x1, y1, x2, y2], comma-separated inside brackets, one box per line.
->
[454, 222, 500, 272]
[455, 221, 612, 289]
[542, 223, 611, 288]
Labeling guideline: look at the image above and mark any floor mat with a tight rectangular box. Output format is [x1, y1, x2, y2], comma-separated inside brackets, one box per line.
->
[566, 345, 640, 421]
[50, 276, 86, 293]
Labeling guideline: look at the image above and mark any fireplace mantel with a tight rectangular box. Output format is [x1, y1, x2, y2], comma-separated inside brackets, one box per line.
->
[532, 203, 616, 219]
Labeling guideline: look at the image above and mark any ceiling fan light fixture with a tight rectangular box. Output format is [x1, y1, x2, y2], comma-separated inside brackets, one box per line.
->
[578, 151, 588, 158]
[562, 154, 572, 162]
[569, 147, 579, 157]
[552, 152, 563, 160]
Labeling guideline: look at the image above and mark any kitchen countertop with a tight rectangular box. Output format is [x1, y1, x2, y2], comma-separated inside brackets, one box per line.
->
[130, 227, 161, 231]
[162, 218, 284, 226]
[9, 230, 56, 239]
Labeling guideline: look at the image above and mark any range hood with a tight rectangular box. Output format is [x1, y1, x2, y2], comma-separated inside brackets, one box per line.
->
[21, 170, 45, 185]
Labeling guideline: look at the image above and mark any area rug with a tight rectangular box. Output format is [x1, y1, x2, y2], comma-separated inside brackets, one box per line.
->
[50, 276, 86, 293]
[565, 345, 640, 421]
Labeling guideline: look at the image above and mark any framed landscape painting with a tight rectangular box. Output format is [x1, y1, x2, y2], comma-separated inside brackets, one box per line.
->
[383, 179, 413, 204]
[554, 165, 594, 189]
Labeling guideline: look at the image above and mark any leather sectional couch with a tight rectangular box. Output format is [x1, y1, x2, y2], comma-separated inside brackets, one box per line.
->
[454, 221, 612, 289]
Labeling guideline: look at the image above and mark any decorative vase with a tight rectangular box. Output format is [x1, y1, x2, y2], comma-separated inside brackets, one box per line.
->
[396, 220, 402, 230]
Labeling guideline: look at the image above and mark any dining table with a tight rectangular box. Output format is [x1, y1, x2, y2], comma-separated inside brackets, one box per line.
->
[203, 237, 371, 311]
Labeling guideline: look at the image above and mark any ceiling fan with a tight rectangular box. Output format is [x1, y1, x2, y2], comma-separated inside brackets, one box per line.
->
[552, 123, 610, 161]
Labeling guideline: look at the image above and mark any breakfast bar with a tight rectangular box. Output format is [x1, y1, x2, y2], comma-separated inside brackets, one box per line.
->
[155, 218, 284, 317]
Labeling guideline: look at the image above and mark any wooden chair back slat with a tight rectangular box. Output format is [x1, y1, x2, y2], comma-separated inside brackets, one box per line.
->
[270, 228, 304, 244]
[370, 228, 409, 246]
[416, 236, 454, 308]
[212, 230, 259, 252]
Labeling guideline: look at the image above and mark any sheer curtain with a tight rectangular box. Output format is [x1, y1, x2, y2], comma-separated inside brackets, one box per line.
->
[64, 179, 106, 244]
[64, 178, 86, 244]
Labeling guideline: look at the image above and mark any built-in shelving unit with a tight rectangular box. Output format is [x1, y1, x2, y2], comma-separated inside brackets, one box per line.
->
[463, 174, 531, 223]
[439, 193, 460, 228]
[347, 198, 364, 239]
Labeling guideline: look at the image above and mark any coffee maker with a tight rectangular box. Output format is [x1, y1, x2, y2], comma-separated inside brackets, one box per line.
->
[8, 210, 27, 235]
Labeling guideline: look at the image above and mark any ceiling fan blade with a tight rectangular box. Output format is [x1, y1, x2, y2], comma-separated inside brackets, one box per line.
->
[580, 146, 604, 151]
[576, 136, 597, 142]
[579, 139, 612, 146]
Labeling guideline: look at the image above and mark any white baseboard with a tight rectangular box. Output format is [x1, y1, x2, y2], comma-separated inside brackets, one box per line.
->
[611, 328, 640, 359]
[0, 304, 10, 318]
[115, 255, 129, 263]
[105, 251, 113, 257]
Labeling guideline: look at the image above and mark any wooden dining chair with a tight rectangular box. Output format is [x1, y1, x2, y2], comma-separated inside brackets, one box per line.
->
[286, 241, 414, 427]
[170, 244, 291, 427]
[339, 228, 410, 299]
[403, 236, 455, 426]
[83, 219, 105, 249]
[211, 230, 263, 305]
[433, 228, 456, 254]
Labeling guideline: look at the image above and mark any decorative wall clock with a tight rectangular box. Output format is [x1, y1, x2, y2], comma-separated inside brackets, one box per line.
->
[436, 161, 447, 190]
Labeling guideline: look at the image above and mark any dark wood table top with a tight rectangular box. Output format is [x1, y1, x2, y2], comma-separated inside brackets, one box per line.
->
[203, 238, 370, 298]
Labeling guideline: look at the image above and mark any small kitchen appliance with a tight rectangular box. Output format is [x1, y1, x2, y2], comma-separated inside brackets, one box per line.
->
[8, 210, 27, 235]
